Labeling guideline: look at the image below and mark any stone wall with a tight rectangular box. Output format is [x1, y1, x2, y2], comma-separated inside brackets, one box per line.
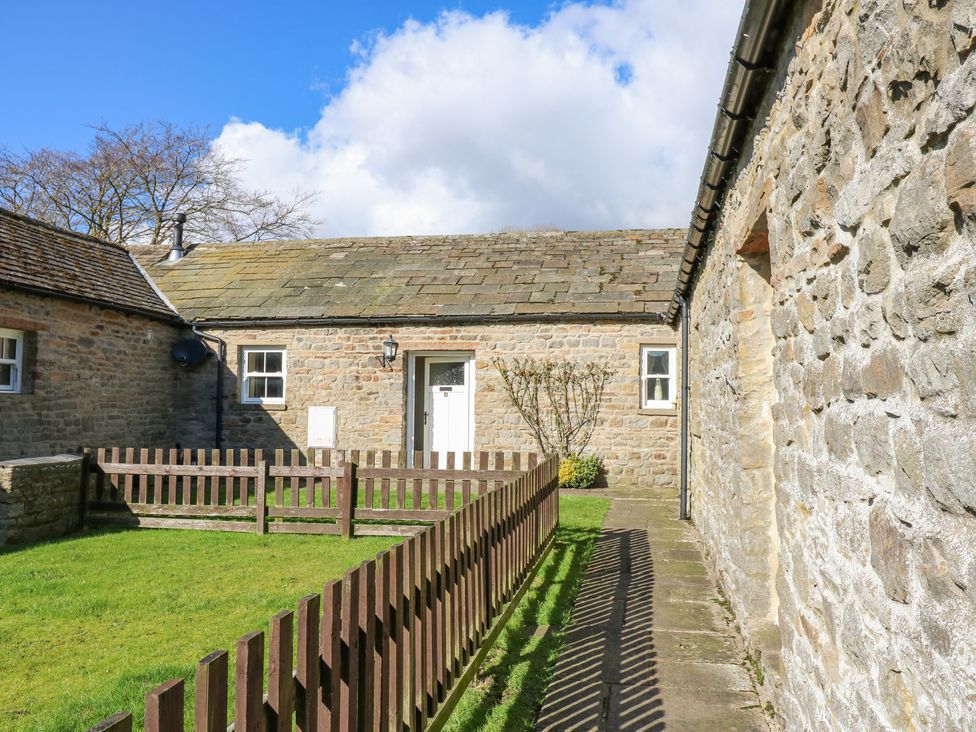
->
[0, 288, 182, 461]
[177, 320, 679, 488]
[0, 455, 83, 546]
[688, 0, 976, 729]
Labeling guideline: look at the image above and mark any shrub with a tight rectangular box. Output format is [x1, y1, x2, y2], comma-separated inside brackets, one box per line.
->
[558, 454, 602, 489]
[493, 357, 615, 458]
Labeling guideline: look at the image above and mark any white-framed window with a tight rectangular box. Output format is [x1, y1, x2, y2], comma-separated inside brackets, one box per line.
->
[0, 328, 24, 394]
[241, 347, 286, 404]
[640, 345, 676, 410]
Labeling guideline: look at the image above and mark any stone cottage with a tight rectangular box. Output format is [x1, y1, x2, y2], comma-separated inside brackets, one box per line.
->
[2, 0, 975, 728]
[132, 230, 685, 488]
[0, 209, 182, 459]
[1, 213, 686, 488]
[670, 0, 976, 729]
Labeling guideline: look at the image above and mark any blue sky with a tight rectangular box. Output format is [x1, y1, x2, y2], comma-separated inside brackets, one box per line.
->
[4, 0, 557, 151]
[5, 0, 741, 235]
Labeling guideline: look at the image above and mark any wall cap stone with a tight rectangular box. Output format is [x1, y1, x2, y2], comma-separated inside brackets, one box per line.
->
[0, 454, 82, 468]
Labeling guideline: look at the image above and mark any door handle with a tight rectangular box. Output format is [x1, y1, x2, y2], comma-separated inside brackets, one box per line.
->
[424, 411, 428, 425]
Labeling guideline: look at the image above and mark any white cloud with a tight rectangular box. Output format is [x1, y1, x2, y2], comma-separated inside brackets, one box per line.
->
[214, 1, 741, 237]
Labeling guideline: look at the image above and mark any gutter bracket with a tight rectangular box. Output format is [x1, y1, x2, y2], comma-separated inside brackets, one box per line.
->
[732, 54, 777, 74]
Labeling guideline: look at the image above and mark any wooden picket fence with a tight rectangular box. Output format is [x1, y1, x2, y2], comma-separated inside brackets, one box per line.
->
[83, 449, 536, 538]
[89, 455, 560, 732]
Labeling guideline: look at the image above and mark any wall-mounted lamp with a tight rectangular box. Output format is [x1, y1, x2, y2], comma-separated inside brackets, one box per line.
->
[380, 335, 399, 367]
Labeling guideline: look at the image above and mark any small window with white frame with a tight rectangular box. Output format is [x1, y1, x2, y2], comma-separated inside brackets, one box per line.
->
[0, 328, 24, 394]
[241, 347, 286, 404]
[640, 345, 676, 410]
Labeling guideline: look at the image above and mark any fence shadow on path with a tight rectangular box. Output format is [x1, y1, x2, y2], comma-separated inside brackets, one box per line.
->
[445, 519, 603, 730]
[536, 528, 661, 731]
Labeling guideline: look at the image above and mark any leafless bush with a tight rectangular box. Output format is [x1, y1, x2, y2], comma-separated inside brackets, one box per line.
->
[493, 357, 615, 458]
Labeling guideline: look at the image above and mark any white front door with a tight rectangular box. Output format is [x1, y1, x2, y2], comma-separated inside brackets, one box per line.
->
[424, 357, 473, 465]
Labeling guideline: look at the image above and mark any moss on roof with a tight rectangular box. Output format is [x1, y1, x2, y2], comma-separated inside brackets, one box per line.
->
[0, 209, 179, 322]
[136, 229, 685, 323]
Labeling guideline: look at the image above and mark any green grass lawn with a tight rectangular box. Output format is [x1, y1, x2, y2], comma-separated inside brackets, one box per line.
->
[112, 481, 469, 510]
[265, 483, 467, 510]
[0, 529, 398, 732]
[2, 494, 608, 732]
[445, 493, 610, 732]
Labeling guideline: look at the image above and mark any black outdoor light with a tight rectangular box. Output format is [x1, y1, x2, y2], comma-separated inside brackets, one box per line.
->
[381, 335, 399, 367]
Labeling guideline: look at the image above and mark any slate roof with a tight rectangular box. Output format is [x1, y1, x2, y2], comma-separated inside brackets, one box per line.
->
[136, 230, 685, 323]
[0, 209, 180, 322]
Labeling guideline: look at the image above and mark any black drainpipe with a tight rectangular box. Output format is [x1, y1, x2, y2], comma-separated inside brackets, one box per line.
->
[191, 327, 225, 451]
[679, 294, 690, 521]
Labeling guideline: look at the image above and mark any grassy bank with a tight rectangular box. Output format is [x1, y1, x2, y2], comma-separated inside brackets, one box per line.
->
[445, 493, 610, 731]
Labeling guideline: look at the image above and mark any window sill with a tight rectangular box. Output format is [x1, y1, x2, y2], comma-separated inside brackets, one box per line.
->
[238, 402, 288, 411]
[638, 407, 677, 417]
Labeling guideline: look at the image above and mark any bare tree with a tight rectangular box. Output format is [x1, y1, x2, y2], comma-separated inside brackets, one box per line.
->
[493, 357, 616, 458]
[0, 121, 317, 246]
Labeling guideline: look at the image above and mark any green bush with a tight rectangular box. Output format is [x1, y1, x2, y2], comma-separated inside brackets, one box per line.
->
[558, 454, 602, 489]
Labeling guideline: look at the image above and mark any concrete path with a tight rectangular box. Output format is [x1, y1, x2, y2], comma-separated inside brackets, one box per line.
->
[537, 488, 770, 731]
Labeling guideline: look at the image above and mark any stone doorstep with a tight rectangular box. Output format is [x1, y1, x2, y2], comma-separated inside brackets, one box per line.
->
[653, 660, 758, 693]
[649, 600, 728, 634]
[586, 495, 676, 506]
[651, 571, 715, 593]
[653, 629, 743, 664]
[653, 546, 708, 562]
[603, 491, 678, 506]
[642, 520, 693, 532]
[662, 586, 725, 606]
[602, 514, 690, 527]
[652, 686, 769, 732]
[653, 559, 709, 578]
[643, 536, 700, 549]
[601, 522, 693, 539]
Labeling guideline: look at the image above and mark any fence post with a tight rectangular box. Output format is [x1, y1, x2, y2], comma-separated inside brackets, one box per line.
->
[340, 461, 357, 539]
[145, 678, 184, 732]
[483, 497, 494, 623]
[236, 631, 265, 731]
[79, 450, 91, 530]
[296, 594, 320, 732]
[553, 457, 560, 535]
[195, 650, 229, 732]
[255, 461, 268, 535]
[268, 610, 295, 732]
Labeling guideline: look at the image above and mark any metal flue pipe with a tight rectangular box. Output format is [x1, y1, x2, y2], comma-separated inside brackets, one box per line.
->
[166, 212, 188, 263]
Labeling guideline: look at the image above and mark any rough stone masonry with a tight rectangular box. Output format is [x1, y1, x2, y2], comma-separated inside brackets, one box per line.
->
[688, 0, 976, 729]
[174, 320, 680, 489]
[0, 455, 83, 546]
[0, 288, 181, 461]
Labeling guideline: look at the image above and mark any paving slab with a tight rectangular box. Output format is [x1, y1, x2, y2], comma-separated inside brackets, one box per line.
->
[537, 489, 770, 731]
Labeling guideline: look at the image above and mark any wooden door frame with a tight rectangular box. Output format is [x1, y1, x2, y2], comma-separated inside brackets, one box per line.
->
[406, 351, 475, 467]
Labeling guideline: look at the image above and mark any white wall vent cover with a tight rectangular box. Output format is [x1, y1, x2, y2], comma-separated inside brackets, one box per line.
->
[307, 406, 337, 449]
